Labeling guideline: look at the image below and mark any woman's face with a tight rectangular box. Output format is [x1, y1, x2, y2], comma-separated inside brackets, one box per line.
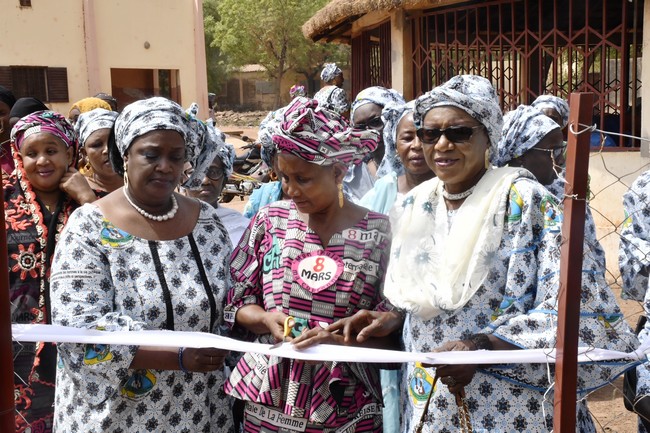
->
[183, 156, 225, 206]
[277, 153, 342, 214]
[19, 132, 73, 195]
[396, 113, 431, 176]
[353, 102, 385, 160]
[420, 106, 489, 192]
[124, 130, 185, 205]
[83, 128, 116, 179]
[513, 128, 565, 186]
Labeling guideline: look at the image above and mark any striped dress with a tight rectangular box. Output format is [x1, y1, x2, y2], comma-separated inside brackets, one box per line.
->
[224, 200, 391, 433]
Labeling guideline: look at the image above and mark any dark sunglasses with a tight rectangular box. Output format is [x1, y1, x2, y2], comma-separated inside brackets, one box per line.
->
[184, 166, 224, 181]
[353, 116, 384, 130]
[531, 144, 566, 160]
[416, 125, 484, 145]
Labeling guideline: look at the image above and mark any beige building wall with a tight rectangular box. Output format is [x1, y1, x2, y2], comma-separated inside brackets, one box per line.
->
[1, 0, 208, 117]
[587, 152, 650, 282]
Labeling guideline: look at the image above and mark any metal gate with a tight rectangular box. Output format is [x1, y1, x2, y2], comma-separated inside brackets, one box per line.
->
[411, 0, 643, 147]
[351, 21, 392, 99]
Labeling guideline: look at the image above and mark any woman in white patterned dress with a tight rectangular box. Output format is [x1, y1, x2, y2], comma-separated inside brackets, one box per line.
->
[50, 97, 234, 432]
[333, 75, 638, 432]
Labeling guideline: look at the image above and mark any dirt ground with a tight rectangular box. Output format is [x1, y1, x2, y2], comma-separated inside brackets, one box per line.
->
[219, 124, 643, 433]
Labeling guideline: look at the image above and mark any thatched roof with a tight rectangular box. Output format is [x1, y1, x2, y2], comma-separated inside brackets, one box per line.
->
[303, 0, 464, 41]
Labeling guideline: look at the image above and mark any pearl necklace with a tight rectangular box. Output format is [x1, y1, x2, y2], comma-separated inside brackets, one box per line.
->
[123, 187, 178, 221]
[441, 185, 476, 201]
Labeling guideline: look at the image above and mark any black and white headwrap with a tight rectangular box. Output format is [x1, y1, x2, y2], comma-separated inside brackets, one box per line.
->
[113, 97, 224, 189]
[257, 107, 287, 168]
[74, 108, 118, 148]
[320, 63, 342, 83]
[493, 104, 560, 167]
[185, 102, 235, 178]
[350, 86, 405, 122]
[414, 75, 503, 151]
[377, 100, 414, 177]
[531, 95, 570, 128]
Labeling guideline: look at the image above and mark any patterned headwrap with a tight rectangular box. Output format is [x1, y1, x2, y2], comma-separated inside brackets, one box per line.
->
[350, 86, 405, 122]
[377, 100, 415, 177]
[493, 104, 561, 167]
[414, 75, 503, 150]
[289, 85, 306, 98]
[68, 97, 111, 116]
[74, 108, 118, 148]
[531, 95, 570, 128]
[186, 102, 235, 178]
[11, 110, 76, 151]
[320, 63, 342, 83]
[258, 107, 287, 167]
[114, 97, 225, 189]
[272, 97, 378, 166]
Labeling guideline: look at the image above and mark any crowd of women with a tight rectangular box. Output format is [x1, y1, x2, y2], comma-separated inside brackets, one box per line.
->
[2, 63, 649, 433]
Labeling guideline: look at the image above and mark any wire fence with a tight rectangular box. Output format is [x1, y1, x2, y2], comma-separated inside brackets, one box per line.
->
[561, 124, 650, 432]
[5, 122, 650, 432]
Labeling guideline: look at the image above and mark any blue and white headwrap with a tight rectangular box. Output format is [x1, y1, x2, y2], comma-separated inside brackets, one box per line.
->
[377, 100, 414, 177]
[493, 104, 561, 167]
[531, 95, 569, 128]
[321, 63, 342, 83]
[258, 107, 287, 168]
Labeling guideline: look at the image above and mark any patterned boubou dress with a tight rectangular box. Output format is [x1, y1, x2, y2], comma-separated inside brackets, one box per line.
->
[392, 174, 637, 433]
[224, 200, 392, 433]
[50, 203, 234, 433]
[619, 170, 650, 433]
[5, 153, 78, 433]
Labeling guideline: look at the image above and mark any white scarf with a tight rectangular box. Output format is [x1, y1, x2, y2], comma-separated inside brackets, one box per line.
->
[385, 167, 532, 319]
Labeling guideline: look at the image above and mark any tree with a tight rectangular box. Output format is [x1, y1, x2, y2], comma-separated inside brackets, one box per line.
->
[203, 0, 229, 98]
[207, 0, 348, 107]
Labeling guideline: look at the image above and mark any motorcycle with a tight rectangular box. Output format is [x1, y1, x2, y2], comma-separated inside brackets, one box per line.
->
[220, 136, 270, 203]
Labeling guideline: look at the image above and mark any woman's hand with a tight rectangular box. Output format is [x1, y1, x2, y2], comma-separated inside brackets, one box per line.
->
[429, 340, 477, 395]
[60, 168, 96, 204]
[327, 310, 404, 344]
[291, 325, 344, 350]
[180, 347, 229, 372]
[262, 310, 293, 343]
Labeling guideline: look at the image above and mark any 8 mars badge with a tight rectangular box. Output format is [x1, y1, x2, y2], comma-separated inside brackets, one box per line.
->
[292, 250, 344, 293]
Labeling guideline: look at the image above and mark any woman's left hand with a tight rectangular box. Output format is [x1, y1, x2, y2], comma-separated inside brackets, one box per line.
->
[291, 325, 345, 350]
[429, 340, 477, 395]
[60, 168, 96, 204]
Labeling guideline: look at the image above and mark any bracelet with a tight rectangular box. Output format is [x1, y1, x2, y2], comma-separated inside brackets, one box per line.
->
[468, 333, 493, 351]
[178, 347, 189, 373]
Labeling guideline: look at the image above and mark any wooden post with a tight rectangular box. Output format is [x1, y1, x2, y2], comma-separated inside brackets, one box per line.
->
[553, 92, 594, 432]
[0, 205, 16, 432]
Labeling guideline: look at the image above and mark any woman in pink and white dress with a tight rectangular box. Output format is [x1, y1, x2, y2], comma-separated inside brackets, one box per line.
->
[224, 97, 399, 433]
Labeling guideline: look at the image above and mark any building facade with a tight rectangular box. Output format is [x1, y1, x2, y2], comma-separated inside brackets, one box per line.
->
[1, 0, 209, 116]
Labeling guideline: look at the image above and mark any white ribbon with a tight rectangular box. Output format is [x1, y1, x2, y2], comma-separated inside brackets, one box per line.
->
[11, 324, 650, 365]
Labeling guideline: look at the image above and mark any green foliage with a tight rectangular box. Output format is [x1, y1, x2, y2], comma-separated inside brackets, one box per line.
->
[206, 0, 349, 99]
[203, 0, 229, 95]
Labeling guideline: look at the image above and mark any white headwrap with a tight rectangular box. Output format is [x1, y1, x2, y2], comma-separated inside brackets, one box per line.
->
[74, 108, 118, 148]
[320, 63, 342, 82]
[531, 95, 570, 127]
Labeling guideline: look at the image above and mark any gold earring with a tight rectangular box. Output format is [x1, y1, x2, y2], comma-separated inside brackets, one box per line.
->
[338, 183, 344, 208]
[123, 161, 129, 188]
[484, 149, 491, 169]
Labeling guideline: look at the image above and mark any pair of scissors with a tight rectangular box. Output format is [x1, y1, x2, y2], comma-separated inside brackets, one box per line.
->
[270, 316, 294, 349]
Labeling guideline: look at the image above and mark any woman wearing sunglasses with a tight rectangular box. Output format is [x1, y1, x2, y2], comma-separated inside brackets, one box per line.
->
[494, 104, 606, 271]
[330, 75, 636, 432]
